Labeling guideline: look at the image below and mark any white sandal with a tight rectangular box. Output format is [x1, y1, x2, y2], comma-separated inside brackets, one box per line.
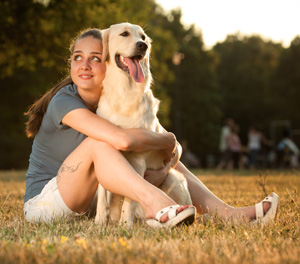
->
[252, 192, 279, 224]
[146, 205, 196, 228]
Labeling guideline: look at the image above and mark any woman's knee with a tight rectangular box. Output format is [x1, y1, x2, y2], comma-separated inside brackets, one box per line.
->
[84, 137, 118, 158]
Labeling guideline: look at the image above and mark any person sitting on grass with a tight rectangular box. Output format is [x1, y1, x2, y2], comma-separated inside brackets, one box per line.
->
[23, 28, 279, 227]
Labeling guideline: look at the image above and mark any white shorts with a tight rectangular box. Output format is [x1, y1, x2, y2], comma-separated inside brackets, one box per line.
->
[24, 177, 96, 222]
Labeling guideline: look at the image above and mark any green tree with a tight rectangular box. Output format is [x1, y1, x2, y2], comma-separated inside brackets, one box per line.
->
[162, 10, 222, 162]
[0, 0, 176, 169]
[213, 34, 282, 141]
[272, 36, 300, 127]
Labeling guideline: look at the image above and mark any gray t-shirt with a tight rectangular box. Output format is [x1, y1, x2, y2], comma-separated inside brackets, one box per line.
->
[24, 83, 88, 202]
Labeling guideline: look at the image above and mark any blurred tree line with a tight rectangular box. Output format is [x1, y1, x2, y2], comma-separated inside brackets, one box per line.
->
[1, 0, 300, 169]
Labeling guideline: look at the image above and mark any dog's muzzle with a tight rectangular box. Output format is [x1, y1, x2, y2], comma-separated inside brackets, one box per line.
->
[136, 41, 148, 54]
[115, 41, 148, 83]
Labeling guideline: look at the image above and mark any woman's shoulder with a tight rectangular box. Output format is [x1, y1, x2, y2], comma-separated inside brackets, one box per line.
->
[56, 83, 79, 97]
[50, 83, 86, 110]
[51, 83, 83, 104]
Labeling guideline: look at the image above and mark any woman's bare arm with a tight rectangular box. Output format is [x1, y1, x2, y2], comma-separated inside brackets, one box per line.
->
[62, 108, 176, 160]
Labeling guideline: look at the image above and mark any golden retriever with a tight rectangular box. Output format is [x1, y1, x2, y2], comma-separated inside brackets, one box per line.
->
[95, 23, 192, 227]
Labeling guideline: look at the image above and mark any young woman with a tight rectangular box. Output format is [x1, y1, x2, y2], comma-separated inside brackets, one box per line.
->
[24, 28, 278, 227]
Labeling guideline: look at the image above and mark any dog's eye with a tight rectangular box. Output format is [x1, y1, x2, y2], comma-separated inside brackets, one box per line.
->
[141, 35, 146, 40]
[120, 31, 129, 37]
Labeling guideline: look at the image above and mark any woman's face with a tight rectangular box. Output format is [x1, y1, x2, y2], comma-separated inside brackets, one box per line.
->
[71, 36, 106, 91]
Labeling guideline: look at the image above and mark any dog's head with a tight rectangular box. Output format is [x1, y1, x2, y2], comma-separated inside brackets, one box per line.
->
[101, 23, 151, 83]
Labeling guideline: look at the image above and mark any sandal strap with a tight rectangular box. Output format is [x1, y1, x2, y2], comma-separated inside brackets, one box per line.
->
[155, 205, 181, 222]
[255, 202, 264, 219]
[255, 196, 273, 219]
[263, 196, 273, 203]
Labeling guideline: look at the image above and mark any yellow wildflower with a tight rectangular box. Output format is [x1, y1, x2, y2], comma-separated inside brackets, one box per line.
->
[118, 238, 127, 247]
[60, 236, 69, 244]
[75, 238, 87, 250]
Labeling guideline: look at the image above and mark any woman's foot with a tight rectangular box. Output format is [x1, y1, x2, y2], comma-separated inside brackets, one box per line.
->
[251, 193, 279, 224]
[146, 205, 196, 228]
[159, 205, 191, 223]
[202, 193, 278, 224]
[249, 195, 271, 220]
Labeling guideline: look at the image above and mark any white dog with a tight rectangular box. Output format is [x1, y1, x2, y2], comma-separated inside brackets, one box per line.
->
[95, 23, 194, 228]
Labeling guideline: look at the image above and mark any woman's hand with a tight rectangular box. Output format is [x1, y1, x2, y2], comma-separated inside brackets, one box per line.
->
[161, 132, 177, 164]
[144, 140, 182, 187]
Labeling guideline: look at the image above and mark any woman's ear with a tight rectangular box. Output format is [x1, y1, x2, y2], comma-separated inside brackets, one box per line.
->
[101, 29, 110, 62]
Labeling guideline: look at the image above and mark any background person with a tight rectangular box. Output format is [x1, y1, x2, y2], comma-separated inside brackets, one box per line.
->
[227, 124, 242, 169]
[247, 125, 273, 170]
[216, 118, 235, 169]
[277, 129, 300, 169]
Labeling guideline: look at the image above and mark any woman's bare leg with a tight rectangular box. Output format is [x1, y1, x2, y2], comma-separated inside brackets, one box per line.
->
[176, 162, 270, 221]
[56, 137, 186, 222]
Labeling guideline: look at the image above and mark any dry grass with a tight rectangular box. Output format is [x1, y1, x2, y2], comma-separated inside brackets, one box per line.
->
[1, 169, 300, 264]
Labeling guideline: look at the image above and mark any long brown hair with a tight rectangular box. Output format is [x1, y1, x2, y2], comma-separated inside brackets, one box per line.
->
[24, 28, 102, 138]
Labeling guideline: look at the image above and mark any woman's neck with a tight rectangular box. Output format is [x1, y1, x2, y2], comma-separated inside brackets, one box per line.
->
[78, 87, 102, 113]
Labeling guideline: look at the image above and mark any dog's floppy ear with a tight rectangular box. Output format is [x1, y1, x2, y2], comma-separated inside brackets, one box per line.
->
[101, 29, 110, 62]
[145, 35, 152, 58]
[144, 35, 152, 67]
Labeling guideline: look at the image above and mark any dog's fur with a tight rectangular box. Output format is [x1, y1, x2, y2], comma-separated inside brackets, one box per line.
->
[95, 23, 192, 227]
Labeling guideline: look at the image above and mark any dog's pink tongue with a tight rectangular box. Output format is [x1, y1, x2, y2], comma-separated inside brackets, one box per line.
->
[124, 57, 145, 83]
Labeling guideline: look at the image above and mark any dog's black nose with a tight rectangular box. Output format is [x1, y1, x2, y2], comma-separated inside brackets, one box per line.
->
[136, 41, 148, 52]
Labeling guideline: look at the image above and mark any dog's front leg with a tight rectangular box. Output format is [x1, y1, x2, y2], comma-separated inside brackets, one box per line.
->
[95, 183, 110, 225]
[119, 156, 146, 227]
[119, 197, 138, 227]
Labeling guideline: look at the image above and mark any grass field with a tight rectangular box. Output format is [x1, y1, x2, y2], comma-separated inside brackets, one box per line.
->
[1, 169, 299, 264]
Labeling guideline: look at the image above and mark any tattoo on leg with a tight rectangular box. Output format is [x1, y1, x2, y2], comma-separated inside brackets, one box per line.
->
[56, 161, 83, 183]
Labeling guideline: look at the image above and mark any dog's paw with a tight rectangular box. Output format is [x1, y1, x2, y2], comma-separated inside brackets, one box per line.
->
[119, 219, 134, 228]
[95, 214, 108, 225]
